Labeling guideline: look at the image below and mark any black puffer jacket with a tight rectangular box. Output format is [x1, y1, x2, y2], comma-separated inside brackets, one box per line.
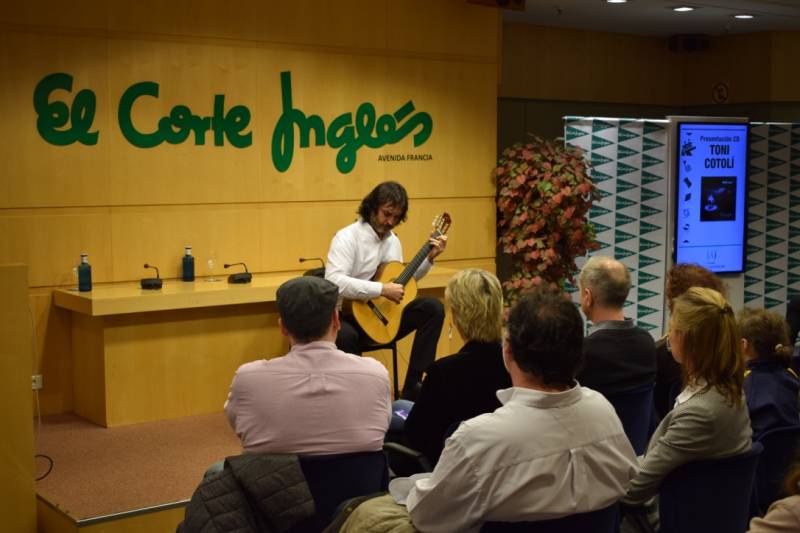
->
[178, 454, 315, 533]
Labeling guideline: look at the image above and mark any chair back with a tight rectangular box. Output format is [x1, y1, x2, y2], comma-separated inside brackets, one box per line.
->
[659, 442, 763, 533]
[480, 503, 619, 533]
[605, 383, 655, 455]
[753, 425, 800, 515]
[290, 451, 389, 533]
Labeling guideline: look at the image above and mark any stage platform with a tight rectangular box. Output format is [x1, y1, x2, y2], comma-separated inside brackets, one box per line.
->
[35, 412, 241, 532]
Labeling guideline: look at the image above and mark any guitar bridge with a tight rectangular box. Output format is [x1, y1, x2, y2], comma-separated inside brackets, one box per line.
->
[367, 300, 389, 326]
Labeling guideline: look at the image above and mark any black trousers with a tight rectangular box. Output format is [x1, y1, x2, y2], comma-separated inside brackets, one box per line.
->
[336, 297, 444, 390]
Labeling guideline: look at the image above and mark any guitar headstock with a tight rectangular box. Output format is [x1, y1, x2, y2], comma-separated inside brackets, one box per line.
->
[432, 213, 452, 236]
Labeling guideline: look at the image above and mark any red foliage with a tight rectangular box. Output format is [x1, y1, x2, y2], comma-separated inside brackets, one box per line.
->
[494, 135, 600, 306]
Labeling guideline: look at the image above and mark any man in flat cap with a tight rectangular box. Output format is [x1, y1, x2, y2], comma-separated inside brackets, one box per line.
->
[224, 276, 391, 454]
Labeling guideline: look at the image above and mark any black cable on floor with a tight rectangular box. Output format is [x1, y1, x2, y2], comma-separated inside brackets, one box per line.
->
[36, 454, 53, 481]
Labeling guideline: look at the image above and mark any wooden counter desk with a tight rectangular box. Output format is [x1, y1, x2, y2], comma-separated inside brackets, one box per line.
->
[54, 268, 460, 427]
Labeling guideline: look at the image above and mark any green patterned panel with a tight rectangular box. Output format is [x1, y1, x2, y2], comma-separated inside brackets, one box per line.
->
[615, 213, 636, 227]
[614, 246, 635, 260]
[592, 119, 616, 133]
[592, 135, 614, 150]
[642, 138, 664, 152]
[617, 179, 638, 193]
[640, 205, 662, 218]
[642, 171, 661, 185]
[639, 221, 660, 235]
[617, 145, 638, 159]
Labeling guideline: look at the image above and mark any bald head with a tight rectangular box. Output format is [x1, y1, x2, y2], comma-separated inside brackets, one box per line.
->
[579, 255, 631, 309]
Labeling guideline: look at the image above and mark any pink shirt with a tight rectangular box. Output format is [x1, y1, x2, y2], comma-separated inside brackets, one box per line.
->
[224, 340, 391, 455]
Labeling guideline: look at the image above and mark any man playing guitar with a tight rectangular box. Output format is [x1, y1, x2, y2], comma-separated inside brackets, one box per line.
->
[326, 181, 448, 401]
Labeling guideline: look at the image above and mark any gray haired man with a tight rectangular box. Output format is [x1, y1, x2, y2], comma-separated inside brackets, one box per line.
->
[577, 255, 656, 396]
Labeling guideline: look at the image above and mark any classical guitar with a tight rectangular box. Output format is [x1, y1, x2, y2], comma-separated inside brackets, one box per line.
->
[352, 213, 452, 344]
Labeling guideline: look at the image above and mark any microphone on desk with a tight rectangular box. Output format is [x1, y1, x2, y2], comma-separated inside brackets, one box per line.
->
[299, 257, 326, 278]
[141, 263, 163, 290]
[224, 262, 252, 284]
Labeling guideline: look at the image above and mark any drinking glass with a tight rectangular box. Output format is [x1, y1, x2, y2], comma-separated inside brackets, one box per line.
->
[206, 251, 219, 282]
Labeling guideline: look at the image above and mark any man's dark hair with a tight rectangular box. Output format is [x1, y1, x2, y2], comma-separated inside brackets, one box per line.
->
[357, 181, 409, 223]
[507, 286, 584, 387]
[276, 277, 339, 343]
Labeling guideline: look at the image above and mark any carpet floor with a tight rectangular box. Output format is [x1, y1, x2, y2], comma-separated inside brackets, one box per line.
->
[34, 412, 241, 520]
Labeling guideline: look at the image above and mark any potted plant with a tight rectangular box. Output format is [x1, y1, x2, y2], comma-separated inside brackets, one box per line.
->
[494, 135, 600, 306]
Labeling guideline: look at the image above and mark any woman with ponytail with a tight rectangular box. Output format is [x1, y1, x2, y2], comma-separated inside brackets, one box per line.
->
[624, 287, 752, 506]
[738, 307, 800, 440]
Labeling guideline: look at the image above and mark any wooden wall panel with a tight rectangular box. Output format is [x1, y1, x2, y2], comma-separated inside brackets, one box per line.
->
[0, 209, 112, 287]
[0, 198, 495, 290]
[769, 32, 800, 103]
[393, 197, 497, 261]
[260, 202, 358, 272]
[30, 289, 73, 415]
[4, 1, 496, 59]
[109, 205, 262, 282]
[0, 0, 108, 30]
[105, 38, 263, 206]
[0, 265, 36, 533]
[683, 32, 772, 106]
[71, 314, 106, 425]
[3, 33, 495, 208]
[387, 0, 499, 59]
[108, 0, 388, 52]
[257, 53, 497, 203]
[0, 31, 112, 208]
[260, 197, 497, 272]
[500, 23, 684, 106]
[102, 304, 284, 426]
[1, 0, 498, 420]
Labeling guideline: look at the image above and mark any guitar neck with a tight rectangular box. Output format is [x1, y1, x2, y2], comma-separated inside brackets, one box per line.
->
[395, 232, 439, 286]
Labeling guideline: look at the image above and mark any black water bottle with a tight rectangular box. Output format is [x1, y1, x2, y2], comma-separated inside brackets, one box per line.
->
[78, 253, 92, 292]
[182, 246, 195, 281]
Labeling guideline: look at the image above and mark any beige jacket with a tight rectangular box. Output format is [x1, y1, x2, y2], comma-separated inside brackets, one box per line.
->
[625, 384, 752, 504]
[748, 495, 800, 533]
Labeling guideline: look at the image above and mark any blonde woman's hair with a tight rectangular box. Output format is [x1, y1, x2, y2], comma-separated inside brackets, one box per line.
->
[737, 307, 793, 366]
[671, 287, 744, 406]
[445, 269, 503, 343]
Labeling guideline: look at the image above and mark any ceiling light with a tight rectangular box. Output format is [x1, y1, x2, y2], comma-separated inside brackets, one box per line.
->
[733, 14, 755, 19]
[606, 0, 628, 4]
[673, 6, 695, 12]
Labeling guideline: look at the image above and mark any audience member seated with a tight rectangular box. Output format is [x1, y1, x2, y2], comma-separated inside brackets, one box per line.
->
[738, 307, 800, 441]
[749, 460, 800, 532]
[576, 255, 656, 396]
[786, 296, 800, 350]
[401, 268, 510, 465]
[224, 276, 391, 455]
[339, 286, 638, 532]
[624, 287, 752, 515]
[654, 263, 727, 420]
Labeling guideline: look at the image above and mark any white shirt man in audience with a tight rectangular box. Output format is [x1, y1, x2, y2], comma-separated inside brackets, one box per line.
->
[577, 255, 656, 397]
[224, 276, 391, 455]
[340, 286, 638, 532]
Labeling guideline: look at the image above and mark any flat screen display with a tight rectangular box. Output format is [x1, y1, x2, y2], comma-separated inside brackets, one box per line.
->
[674, 122, 748, 273]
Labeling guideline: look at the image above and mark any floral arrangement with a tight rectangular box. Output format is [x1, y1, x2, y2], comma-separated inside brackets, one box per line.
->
[494, 135, 600, 306]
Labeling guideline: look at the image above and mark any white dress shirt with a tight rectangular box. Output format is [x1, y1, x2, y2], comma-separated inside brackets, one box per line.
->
[406, 385, 638, 533]
[326, 220, 432, 300]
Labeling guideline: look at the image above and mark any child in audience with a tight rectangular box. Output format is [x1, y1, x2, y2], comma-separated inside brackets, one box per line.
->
[738, 307, 800, 441]
[749, 461, 800, 532]
[624, 287, 752, 508]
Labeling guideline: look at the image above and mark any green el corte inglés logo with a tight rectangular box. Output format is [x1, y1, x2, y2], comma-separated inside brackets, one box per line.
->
[33, 71, 433, 174]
